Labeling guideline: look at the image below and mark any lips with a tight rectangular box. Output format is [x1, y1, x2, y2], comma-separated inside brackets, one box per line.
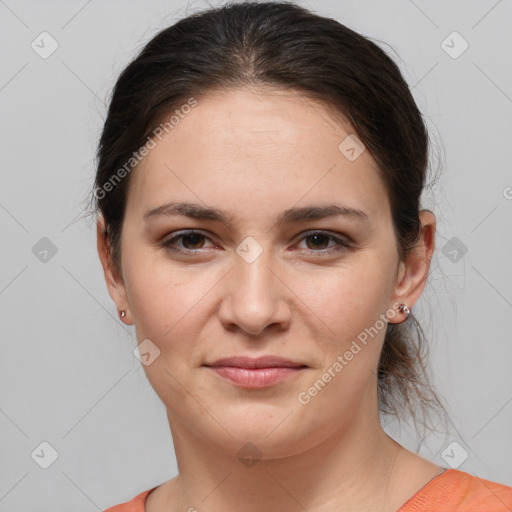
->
[204, 356, 307, 369]
[203, 356, 308, 389]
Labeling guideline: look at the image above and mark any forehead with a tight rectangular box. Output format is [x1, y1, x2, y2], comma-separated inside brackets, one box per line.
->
[126, 87, 389, 223]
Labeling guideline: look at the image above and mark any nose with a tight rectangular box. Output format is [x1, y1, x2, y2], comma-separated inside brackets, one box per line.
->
[217, 250, 292, 336]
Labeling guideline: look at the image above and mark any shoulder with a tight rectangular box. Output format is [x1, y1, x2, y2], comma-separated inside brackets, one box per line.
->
[399, 468, 512, 512]
[103, 487, 157, 512]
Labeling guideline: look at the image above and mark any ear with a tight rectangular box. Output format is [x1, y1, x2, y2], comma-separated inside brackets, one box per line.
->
[389, 209, 436, 323]
[96, 214, 133, 325]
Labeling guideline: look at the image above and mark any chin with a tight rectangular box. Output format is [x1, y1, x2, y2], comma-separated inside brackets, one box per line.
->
[198, 413, 320, 460]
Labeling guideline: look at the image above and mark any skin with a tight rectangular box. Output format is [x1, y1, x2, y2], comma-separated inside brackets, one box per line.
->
[97, 87, 442, 512]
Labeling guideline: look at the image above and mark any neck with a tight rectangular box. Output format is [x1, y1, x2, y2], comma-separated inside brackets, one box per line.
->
[163, 401, 403, 512]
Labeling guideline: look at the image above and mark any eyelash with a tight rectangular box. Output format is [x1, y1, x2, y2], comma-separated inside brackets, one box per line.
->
[161, 230, 352, 256]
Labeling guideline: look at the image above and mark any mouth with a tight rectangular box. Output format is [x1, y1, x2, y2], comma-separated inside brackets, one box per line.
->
[203, 356, 308, 389]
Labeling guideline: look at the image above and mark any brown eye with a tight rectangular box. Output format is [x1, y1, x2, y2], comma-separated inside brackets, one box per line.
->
[162, 230, 214, 253]
[296, 231, 351, 254]
[304, 233, 331, 250]
[178, 232, 206, 250]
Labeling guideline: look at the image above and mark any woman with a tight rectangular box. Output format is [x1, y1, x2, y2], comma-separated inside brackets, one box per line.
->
[94, 2, 512, 511]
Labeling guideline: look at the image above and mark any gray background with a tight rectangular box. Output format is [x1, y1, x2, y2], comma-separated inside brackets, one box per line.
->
[1, 0, 511, 510]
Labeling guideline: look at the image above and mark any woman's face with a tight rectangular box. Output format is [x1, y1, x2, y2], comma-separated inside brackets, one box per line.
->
[99, 88, 428, 458]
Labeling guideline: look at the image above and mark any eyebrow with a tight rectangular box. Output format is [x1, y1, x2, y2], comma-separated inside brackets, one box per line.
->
[143, 202, 370, 226]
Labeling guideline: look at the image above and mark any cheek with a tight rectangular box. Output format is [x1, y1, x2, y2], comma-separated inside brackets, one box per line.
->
[122, 236, 196, 310]
[123, 229, 395, 349]
[291, 259, 393, 339]
[122, 254, 193, 342]
[293, 268, 390, 412]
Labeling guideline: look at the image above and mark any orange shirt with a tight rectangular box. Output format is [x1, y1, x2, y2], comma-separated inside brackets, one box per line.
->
[103, 468, 512, 512]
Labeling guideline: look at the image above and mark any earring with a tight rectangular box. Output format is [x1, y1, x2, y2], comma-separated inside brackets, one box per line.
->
[398, 304, 410, 317]
[118, 309, 126, 319]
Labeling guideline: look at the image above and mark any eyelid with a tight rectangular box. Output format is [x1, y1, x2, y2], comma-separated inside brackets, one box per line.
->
[162, 229, 217, 251]
[294, 229, 351, 246]
[161, 229, 352, 254]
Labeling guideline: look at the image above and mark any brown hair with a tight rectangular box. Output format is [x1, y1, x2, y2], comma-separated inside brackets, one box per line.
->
[87, 0, 448, 432]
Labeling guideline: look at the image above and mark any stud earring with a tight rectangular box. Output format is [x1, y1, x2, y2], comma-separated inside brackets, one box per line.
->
[398, 304, 410, 317]
[118, 309, 126, 319]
